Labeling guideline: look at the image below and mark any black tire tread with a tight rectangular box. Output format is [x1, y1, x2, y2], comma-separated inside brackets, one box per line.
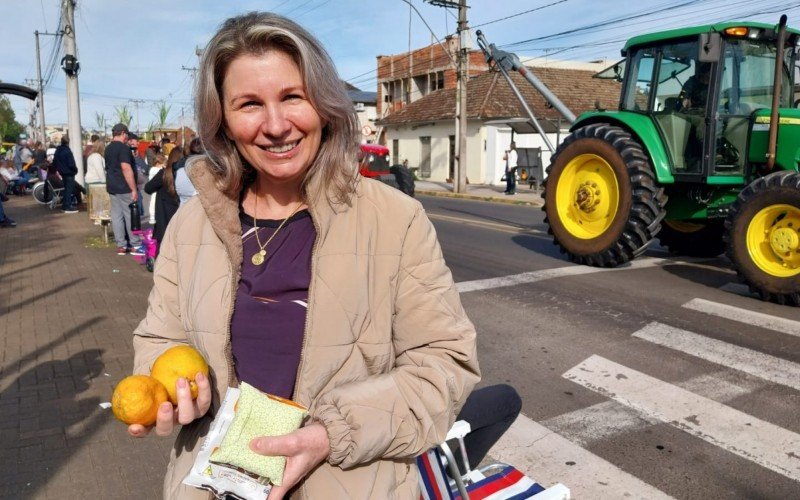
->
[542, 123, 667, 267]
[724, 171, 800, 306]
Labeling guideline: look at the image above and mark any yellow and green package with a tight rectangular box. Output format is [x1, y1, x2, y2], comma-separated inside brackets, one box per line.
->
[209, 382, 308, 485]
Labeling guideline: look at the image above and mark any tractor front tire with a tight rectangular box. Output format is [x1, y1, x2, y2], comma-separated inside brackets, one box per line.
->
[543, 123, 667, 267]
[724, 171, 800, 306]
[390, 164, 416, 197]
[658, 219, 726, 257]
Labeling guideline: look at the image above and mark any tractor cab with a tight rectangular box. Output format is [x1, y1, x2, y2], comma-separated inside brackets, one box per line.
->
[620, 23, 798, 182]
[357, 143, 391, 178]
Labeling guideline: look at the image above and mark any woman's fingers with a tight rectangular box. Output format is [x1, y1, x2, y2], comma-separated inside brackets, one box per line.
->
[175, 377, 197, 425]
[194, 372, 212, 416]
[127, 423, 151, 438]
[155, 402, 175, 436]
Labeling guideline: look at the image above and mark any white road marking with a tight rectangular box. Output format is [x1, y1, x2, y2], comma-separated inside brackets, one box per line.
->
[633, 322, 800, 391]
[488, 413, 674, 499]
[427, 212, 546, 235]
[456, 257, 671, 293]
[564, 355, 800, 482]
[543, 371, 761, 447]
[682, 298, 800, 338]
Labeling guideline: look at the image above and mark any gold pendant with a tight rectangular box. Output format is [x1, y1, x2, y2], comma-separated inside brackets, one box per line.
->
[251, 249, 266, 265]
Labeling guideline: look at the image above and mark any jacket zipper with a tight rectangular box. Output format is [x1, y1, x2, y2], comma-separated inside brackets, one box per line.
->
[291, 205, 320, 406]
[224, 257, 240, 390]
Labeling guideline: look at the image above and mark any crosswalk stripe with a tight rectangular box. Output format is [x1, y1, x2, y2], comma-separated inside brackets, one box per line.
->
[456, 257, 670, 293]
[543, 372, 763, 447]
[633, 322, 800, 391]
[488, 413, 674, 499]
[564, 355, 800, 482]
[682, 298, 800, 338]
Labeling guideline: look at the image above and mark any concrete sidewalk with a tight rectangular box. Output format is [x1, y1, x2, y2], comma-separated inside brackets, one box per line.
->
[416, 180, 544, 206]
[0, 194, 171, 499]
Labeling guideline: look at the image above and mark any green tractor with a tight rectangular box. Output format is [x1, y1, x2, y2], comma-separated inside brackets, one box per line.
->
[479, 18, 800, 305]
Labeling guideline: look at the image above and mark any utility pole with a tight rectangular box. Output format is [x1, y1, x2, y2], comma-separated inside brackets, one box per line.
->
[129, 99, 145, 134]
[34, 31, 47, 145]
[62, 0, 84, 185]
[425, 0, 468, 193]
[456, 0, 468, 193]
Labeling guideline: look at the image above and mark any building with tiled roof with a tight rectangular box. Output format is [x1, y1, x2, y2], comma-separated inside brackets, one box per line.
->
[376, 64, 621, 185]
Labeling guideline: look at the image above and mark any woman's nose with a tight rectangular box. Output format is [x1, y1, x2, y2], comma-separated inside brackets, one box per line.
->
[261, 103, 292, 138]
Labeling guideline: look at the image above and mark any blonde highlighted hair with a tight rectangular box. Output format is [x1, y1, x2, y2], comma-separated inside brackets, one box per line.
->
[195, 11, 360, 203]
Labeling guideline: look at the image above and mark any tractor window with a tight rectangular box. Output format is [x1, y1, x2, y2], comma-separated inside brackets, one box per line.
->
[653, 41, 697, 112]
[719, 39, 793, 115]
[624, 47, 656, 111]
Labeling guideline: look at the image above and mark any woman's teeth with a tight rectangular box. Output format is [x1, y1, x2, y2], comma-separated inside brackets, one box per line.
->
[265, 141, 299, 153]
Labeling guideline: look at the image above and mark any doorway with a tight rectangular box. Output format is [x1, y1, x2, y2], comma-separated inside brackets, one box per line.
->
[420, 136, 431, 178]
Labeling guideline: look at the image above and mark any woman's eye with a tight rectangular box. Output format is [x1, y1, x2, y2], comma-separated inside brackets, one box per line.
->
[285, 93, 303, 101]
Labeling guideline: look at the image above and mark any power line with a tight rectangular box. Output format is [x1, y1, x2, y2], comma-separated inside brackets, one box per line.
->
[472, 0, 569, 29]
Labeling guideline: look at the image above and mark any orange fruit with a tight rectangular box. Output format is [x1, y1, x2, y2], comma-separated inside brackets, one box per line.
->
[111, 375, 169, 425]
[150, 345, 209, 405]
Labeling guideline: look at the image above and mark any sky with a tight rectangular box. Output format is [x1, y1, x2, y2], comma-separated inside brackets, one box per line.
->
[1, 0, 798, 134]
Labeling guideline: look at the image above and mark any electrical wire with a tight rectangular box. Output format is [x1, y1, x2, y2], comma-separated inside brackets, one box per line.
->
[472, 0, 570, 29]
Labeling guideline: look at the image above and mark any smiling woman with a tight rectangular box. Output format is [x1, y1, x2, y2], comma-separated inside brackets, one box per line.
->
[128, 11, 480, 500]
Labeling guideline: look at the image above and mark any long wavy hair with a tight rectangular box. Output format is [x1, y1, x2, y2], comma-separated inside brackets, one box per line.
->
[163, 146, 184, 198]
[195, 11, 360, 204]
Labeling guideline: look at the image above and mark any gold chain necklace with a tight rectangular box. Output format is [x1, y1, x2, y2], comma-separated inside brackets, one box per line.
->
[250, 186, 303, 266]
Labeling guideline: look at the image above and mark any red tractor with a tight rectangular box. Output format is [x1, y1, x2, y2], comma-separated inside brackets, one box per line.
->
[357, 143, 415, 197]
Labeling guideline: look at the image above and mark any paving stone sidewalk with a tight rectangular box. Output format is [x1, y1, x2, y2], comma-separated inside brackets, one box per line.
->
[0, 195, 171, 499]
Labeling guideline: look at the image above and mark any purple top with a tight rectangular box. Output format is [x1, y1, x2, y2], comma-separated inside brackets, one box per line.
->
[230, 208, 315, 399]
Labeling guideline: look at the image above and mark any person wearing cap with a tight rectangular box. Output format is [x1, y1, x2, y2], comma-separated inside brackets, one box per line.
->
[105, 123, 143, 255]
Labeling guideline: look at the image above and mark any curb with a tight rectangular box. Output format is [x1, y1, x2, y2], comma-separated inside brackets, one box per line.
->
[415, 189, 544, 207]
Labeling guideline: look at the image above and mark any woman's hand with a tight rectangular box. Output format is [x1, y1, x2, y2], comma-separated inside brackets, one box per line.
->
[127, 372, 212, 438]
[250, 421, 331, 500]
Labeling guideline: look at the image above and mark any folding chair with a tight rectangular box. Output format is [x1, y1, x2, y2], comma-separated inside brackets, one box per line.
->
[417, 421, 570, 500]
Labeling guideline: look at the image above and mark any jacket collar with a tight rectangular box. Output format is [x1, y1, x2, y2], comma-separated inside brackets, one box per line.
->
[188, 156, 357, 265]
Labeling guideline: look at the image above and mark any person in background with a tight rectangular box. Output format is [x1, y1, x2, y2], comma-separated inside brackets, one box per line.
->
[85, 139, 106, 184]
[144, 147, 182, 255]
[128, 12, 479, 499]
[1, 160, 34, 195]
[105, 123, 143, 256]
[53, 135, 79, 213]
[32, 141, 47, 179]
[504, 141, 518, 195]
[127, 133, 149, 219]
[147, 153, 166, 225]
[0, 195, 16, 227]
[173, 137, 202, 204]
[82, 134, 100, 175]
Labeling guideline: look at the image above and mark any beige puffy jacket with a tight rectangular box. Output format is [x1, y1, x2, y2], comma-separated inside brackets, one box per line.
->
[132, 158, 480, 499]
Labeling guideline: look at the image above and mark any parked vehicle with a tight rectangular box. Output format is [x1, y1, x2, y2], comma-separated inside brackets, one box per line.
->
[358, 143, 415, 197]
[479, 17, 800, 305]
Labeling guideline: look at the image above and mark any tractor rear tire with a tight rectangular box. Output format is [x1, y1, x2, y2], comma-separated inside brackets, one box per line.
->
[390, 164, 415, 197]
[658, 220, 725, 257]
[724, 171, 800, 306]
[542, 123, 667, 267]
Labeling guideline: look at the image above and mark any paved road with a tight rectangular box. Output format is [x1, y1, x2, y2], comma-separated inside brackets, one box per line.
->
[420, 194, 800, 499]
[2, 190, 798, 499]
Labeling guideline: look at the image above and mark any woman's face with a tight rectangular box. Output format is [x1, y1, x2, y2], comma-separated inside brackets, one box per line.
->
[222, 50, 325, 190]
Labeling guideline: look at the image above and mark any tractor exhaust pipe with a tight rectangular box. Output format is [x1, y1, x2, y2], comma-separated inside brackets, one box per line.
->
[766, 14, 788, 171]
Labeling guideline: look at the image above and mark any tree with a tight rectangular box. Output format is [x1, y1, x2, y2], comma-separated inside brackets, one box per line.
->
[154, 101, 171, 140]
[95, 111, 108, 137]
[114, 105, 132, 127]
[0, 96, 25, 143]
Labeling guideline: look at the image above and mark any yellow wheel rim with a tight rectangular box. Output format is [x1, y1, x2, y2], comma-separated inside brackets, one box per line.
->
[555, 154, 620, 239]
[746, 204, 800, 278]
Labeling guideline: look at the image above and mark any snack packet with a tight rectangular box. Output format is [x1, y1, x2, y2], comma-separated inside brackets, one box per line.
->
[182, 387, 272, 500]
[210, 382, 308, 484]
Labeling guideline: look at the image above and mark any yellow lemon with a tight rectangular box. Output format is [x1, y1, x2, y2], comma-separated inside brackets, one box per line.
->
[150, 345, 209, 404]
[111, 375, 169, 426]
